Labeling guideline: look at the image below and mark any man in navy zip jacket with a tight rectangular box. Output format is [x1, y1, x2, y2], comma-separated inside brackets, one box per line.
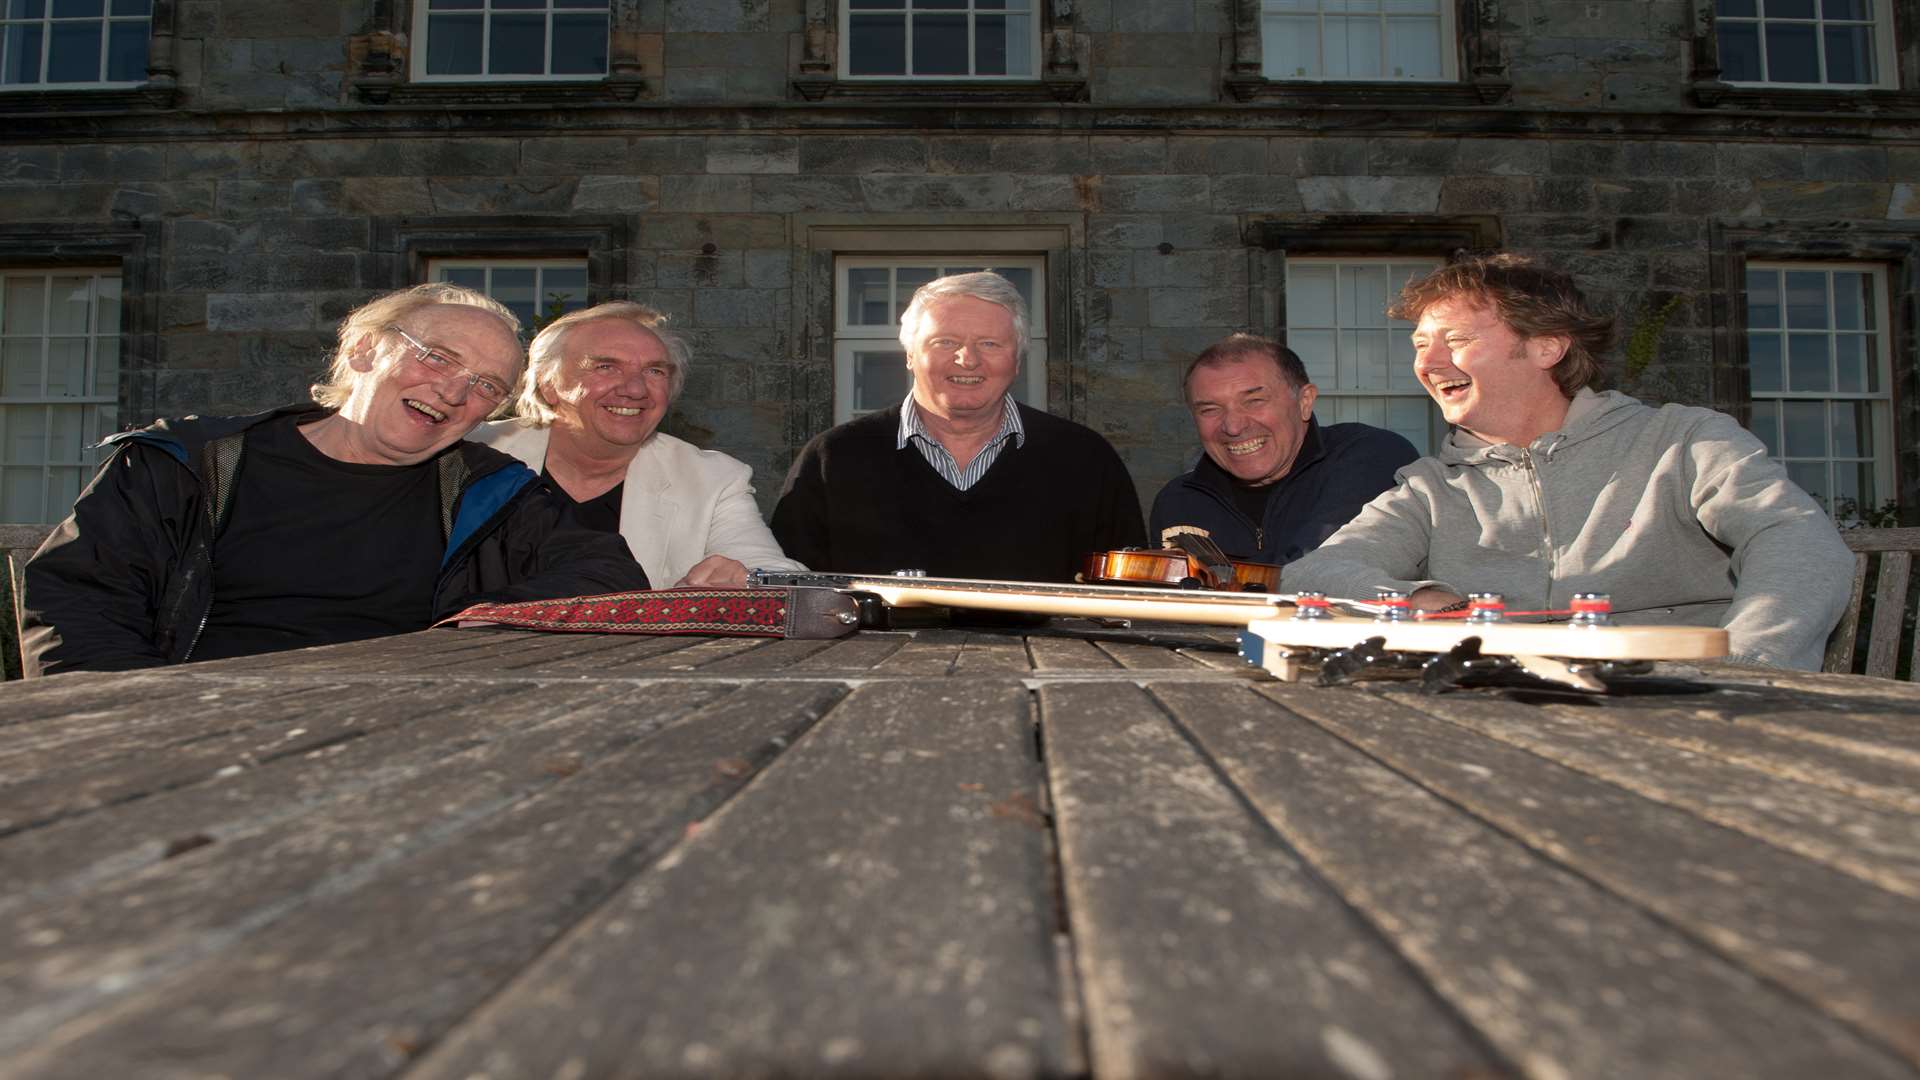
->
[21, 284, 648, 676]
[1149, 334, 1418, 566]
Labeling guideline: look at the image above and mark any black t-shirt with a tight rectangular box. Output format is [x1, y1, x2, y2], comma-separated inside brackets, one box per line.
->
[194, 415, 447, 661]
[544, 472, 624, 536]
[1226, 471, 1275, 535]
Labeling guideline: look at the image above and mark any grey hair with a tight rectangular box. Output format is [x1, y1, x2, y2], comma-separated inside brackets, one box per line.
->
[515, 301, 693, 428]
[311, 283, 523, 416]
[896, 271, 1030, 360]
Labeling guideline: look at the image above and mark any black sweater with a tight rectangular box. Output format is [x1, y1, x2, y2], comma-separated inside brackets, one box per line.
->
[771, 403, 1147, 582]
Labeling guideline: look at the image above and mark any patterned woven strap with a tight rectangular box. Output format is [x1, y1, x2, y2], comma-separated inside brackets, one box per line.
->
[437, 586, 862, 640]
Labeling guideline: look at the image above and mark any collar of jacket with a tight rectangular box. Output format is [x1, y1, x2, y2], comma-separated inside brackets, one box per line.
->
[1438, 388, 1646, 467]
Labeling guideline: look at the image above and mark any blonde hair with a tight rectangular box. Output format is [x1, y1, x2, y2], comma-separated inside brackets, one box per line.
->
[515, 301, 692, 427]
[1387, 253, 1615, 398]
[310, 283, 523, 414]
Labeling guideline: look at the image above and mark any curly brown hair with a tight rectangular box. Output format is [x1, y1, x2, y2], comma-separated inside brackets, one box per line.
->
[1386, 253, 1614, 397]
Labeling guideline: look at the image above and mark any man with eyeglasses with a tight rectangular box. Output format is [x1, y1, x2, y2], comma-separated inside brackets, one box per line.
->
[21, 283, 649, 676]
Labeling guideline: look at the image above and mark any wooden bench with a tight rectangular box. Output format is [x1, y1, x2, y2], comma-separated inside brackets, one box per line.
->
[1, 523, 54, 680]
[1823, 526, 1920, 679]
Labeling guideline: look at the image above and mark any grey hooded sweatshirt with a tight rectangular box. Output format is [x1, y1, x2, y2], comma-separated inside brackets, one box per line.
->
[1282, 389, 1853, 669]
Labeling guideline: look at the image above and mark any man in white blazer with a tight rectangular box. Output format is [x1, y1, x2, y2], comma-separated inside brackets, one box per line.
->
[469, 301, 803, 587]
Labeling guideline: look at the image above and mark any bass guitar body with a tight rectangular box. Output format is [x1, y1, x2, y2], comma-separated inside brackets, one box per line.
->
[1081, 548, 1282, 592]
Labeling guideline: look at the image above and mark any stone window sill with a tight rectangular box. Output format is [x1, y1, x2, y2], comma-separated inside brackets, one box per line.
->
[1690, 81, 1920, 113]
[0, 83, 178, 113]
[1225, 75, 1509, 106]
[791, 75, 1088, 104]
[351, 75, 647, 106]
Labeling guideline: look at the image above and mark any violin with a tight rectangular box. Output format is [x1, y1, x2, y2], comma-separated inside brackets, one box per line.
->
[1080, 547, 1282, 592]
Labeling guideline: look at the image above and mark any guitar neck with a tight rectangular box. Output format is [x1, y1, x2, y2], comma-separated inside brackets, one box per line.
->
[753, 571, 1295, 626]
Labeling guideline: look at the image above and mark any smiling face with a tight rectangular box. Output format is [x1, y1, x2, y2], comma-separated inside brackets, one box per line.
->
[334, 304, 523, 466]
[540, 318, 674, 456]
[906, 294, 1022, 425]
[1188, 353, 1319, 486]
[1411, 296, 1573, 448]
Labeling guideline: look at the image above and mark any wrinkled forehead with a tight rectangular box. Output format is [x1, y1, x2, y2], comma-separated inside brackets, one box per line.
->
[403, 304, 525, 380]
[564, 318, 670, 365]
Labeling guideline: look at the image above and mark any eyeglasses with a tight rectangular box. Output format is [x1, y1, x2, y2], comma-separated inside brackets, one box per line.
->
[386, 325, 513, 405]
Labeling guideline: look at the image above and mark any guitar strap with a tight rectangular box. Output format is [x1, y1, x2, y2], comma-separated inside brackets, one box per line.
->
[435, 586, 862, 640]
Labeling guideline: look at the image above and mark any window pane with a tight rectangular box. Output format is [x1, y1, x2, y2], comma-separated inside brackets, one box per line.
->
[995, 267, 1034, 310]
[48, 275, 92, 334]
[1289, 265, 1336, 326]
[7, 406, 44, 463]
[849, 13, 905, 75]
[1764, 22, 1820, 82]
[94, 336, 117, 393]
[1265, 15, 1321, 76]
[1, 339, 41, 397]
[1829, 463, 1863, 517]
[489, 268, 538, 326]
[550, 13, 606, 74]
[1823, 0, 1869, 16]
[895, 267, 936, 321]
[854, 349, 909, 411]
[440, 267, 486, 290]
[426, 13, 483, 74]
[50, 0, 101, 15]
[976, 14, 1006, 75]
[1783, 270, 1828, 328]
[429, 0, 484, 7]
[46, 402, 80, 459]
[1748, 399, 1780, 456]
[1830, 271, 1867, 329]
[105, 19, 145, 81]
[1385, 16, 1441, 78]
[554, 0, 609, 6]
[540, 267, 588, 310]
[1323, 16, 1382, 77]
[2, 468, 42, 521]
[1718, 24, 1763, 80]
[914, 0, 967, 7]
[1823, 25, 1873, 84]
[1834, 334, 1866, 392]
[849, 0, 905, 7]
[490, 12, 546, 75]
[1745, 268, 1779, 327]
[44, 337, 85, 396]
[7, 0, 47, 18]
[912, 12, 968, 74]
[1769, 0, 1815, 17]
[1831, 400, 1867, 457]
[847, 268, 892, 326]
[3, 276, 48, 335]
[109, 0, 149, 13]
[1786, 333, 1831, 391]
[1003, 13, 1032, 75]
[1747, 333, 1782, 392]
[2, 25, 45, 84]
[1782, 400, 1825, 457]
[1717, 0, 1757, 14]
[46, 20, 101, 82]
[494, 0, 544, 7]
[1787, 461, 1828, 507]
[1290, 329, 1336, 384]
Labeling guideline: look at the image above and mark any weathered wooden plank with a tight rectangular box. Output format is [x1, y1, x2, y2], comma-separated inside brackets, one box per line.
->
[0, 670, 316, 730]
[0, 678, 447, 835]
[784, 632, 911, 671]
[404, 679, 1074, 1080]
[1038, 682, 1500, 1079]
[1402, 688, 1920, 901]
[0, 680, 717, 913]
[1533, 699, 1920, 814]
[1864, 551, 1912, 679]
[951, 631, 1034, 674]
[1824, 551, 1870, 673]
[0, 678, 322, 771]
[513, 631, 708, 672]
[1025, 633, 1121, 671]
[3, 681, 844, 1078]
[427, 628, 651, 672]
[614, 635, 771, 670]
[1260, 682, 1920, 1066]
[1159, 682, 1919, 1080]
[189, 628, 506, 675]
[866, 627, 969, 675]
[1095, 638, 1206, 671]
[691, 636, 840, 673]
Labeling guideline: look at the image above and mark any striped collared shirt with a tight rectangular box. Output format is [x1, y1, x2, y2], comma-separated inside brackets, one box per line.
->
[896, 395, 1026, 492]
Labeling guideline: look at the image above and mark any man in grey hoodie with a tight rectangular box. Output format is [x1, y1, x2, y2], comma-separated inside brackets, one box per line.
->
[1281, 253, 1853, 670]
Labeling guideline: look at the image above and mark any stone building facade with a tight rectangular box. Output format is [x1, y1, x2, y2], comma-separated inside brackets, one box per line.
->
[2, 0, 1917, 527]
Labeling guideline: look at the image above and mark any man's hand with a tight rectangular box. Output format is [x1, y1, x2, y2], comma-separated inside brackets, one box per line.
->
[1409, 586, 1465, 612]
[675, 555, 749, 588]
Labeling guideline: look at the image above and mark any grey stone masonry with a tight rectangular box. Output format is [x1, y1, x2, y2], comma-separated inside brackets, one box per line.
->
[3, 0, 1918, 525]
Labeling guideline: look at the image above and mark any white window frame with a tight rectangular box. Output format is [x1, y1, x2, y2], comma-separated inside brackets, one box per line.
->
[1714, 0, 1897, 87]
[1285, 256, 1443, 453]
[1744, 261, 1895, 523]
[833, 255, 1047, 424]
[410, 0, 610, 83]
[0, 269, 120, 524]
[428, 258, 591, 338]
[0, 0, 150, 90]
[1259, 0, 1457, 82]
[839, 0, 1041, 81]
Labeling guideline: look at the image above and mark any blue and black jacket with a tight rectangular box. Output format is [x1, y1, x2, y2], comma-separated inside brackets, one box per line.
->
[21, 403, 649, 676]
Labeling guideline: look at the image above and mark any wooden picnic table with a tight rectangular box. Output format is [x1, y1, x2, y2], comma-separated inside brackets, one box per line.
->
[3, 622, 1918, 1079]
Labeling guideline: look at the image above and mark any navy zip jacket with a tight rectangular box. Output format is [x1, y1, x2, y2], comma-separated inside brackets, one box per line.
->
[1149, 417, 1418, 565]
[21, 403, 649, 676]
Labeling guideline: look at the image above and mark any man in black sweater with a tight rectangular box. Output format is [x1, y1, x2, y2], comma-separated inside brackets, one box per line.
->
[1150, 334, 1418, 566]
[772, 272, 1144, 581]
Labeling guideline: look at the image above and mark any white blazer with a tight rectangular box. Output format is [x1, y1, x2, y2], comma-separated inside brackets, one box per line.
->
[469, 421, 805, 587]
